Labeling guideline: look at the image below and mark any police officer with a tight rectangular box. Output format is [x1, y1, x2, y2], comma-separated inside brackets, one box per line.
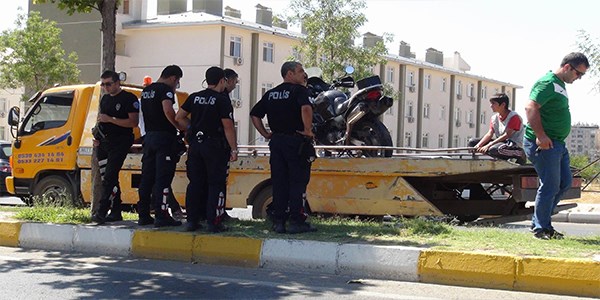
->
[91, 70, 139, 224]
[250, 61, 317, 234]
[175, 66, 238, 233]
[138, 65, 185, 227]
[221, 68, 240, 222]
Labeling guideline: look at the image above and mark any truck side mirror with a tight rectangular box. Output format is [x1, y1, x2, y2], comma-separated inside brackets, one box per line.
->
[7, 106, 20, 127]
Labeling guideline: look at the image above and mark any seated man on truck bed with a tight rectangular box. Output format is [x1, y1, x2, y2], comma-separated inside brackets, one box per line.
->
[468, 93, 526, 164]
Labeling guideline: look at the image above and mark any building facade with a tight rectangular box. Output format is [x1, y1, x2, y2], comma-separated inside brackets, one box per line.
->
[31, 0, 521, 148]
[0, 88, 23, 142]
[567, 124, 599, 158]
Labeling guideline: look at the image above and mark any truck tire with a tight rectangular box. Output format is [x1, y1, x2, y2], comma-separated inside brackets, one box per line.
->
[252, 185, 272, 219]
[32, 175, 78, 207]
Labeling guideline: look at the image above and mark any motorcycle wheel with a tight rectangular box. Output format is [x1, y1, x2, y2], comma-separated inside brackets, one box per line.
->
[351, 119, 393, 157]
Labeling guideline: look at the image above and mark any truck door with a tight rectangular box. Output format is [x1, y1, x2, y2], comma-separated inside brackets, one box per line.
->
[12, 90, 79, 197]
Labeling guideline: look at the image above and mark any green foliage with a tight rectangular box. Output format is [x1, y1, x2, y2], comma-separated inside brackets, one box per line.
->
[0, 11, 80, 95]
[288, 0, 392, 82]
[33, 0, 100, 14]
[576, 30, 599, 92]
[570, 154, 600, 182]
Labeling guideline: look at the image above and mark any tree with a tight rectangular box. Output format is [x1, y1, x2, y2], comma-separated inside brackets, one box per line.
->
[577, 30, 599, 92]
[0, 11, 80, 96]
[34, 0, 118, 211]
[34, 0, 118, 72]
[288, 0, 392, 82]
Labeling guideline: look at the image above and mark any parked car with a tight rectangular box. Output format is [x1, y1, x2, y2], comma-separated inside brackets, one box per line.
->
[0, 141, 12, 195]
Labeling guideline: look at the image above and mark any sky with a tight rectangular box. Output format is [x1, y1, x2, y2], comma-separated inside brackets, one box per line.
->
[2, 0, 599, 124]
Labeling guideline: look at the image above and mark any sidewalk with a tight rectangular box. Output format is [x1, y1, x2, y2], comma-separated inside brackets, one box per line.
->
[0, 216, 598, 298]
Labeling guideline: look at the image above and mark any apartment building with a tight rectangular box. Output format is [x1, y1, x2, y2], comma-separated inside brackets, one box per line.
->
[567, 124, 599, 158]
[0, 88, 23, 141]
[31, 0, 520, 148]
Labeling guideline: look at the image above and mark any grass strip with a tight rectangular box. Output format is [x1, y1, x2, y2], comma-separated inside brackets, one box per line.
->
[4, 206, 600, 259]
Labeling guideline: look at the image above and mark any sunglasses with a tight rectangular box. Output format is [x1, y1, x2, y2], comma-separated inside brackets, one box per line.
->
[569, 64, 585, 77]
[100, 81, 114, 87]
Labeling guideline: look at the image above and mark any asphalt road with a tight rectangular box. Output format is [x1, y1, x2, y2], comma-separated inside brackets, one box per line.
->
[0, 247, 589, 300]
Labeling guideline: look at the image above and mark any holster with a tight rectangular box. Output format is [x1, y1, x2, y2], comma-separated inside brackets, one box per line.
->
[298, 137, 316, 163]
[92, 124, 106, 141]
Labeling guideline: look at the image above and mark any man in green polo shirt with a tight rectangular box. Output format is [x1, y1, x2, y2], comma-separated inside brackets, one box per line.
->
[524, 52, 589, 240]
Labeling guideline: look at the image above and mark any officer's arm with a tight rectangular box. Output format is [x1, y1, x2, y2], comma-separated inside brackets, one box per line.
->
[174, 108, 190, 132]
[98, 112, 139, 128]
[222, 118, 238, 161]
[251, 116, 272, 139]
[297, 105, 314, 138]
[162, 99, 185, 131]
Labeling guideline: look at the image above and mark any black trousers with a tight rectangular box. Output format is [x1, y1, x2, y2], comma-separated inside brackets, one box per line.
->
[269, 134, 311, 223]
[138, 131, 177, 220]
[185, 138, 229, 225]
[97, 133, 133, 217]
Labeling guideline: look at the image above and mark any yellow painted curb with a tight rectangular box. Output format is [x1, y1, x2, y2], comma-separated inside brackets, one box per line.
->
[515, 257, 600, 298]
[418, 250, 515, 289]
[131, 230, 193, 261]
[0, 221, 21, 247]
[193, 235, 262, 267]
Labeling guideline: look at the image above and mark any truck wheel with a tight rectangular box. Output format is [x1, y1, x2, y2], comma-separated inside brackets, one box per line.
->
[252, 186, 272, 219]
[32, 175, 77, 207]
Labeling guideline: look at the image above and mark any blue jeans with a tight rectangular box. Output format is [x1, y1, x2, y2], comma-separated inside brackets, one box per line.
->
[523, 138, 572, 232]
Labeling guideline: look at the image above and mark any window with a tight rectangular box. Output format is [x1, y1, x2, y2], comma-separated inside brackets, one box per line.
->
[22, 92, 73, 135]
[456, 80, 462, 97]
[230, 36, 242, 58]
[0, 127, 4, 140]
[386, 67, 395, 83]
[425, 75, 431, 89]
[440, 105, 446, 120]
[495, 88, 499, 95]
[422, 133, 429, 148]
[482, 86, 487, 99]
[261, 83, 273, 97]
[438, 134, 444, 148]
[441, 78, 446, 92]
[262, 42, 274, 63]
[405, 132, 412, 147]
[480, 111, 487, 125]
[407, 101, 414, 117]
[465, 136, 472, 146]
[468, 83, 474, 97]
[122, 0, 130, 14]
[231, 81, 241, 100]
[454, 108, 461, 125]
[467, 110, 474, 124]
[0, 98, 6, 113]
[408, 72, 415, 86]
[453, 135, 460, 147]
[423, 103, 430, 119]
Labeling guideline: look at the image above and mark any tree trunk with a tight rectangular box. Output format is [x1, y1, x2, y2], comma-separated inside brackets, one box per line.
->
[91, 0, 118, 214]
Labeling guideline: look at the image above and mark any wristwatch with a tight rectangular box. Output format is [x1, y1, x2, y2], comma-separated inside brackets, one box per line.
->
[231, 149, 238, 154]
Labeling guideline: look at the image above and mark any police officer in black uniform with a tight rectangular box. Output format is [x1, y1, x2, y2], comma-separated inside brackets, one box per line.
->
[175, 66, 238, 233]
[221, 68, 240, 222]
[250, 61, 317, 234]
[138, 65, 185, 227]
[92, 70, 139, 224]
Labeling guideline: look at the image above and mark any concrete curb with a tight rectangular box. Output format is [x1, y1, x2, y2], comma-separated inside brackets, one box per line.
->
[2, 220, 599, 298]
[552, 211, 600, 224]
